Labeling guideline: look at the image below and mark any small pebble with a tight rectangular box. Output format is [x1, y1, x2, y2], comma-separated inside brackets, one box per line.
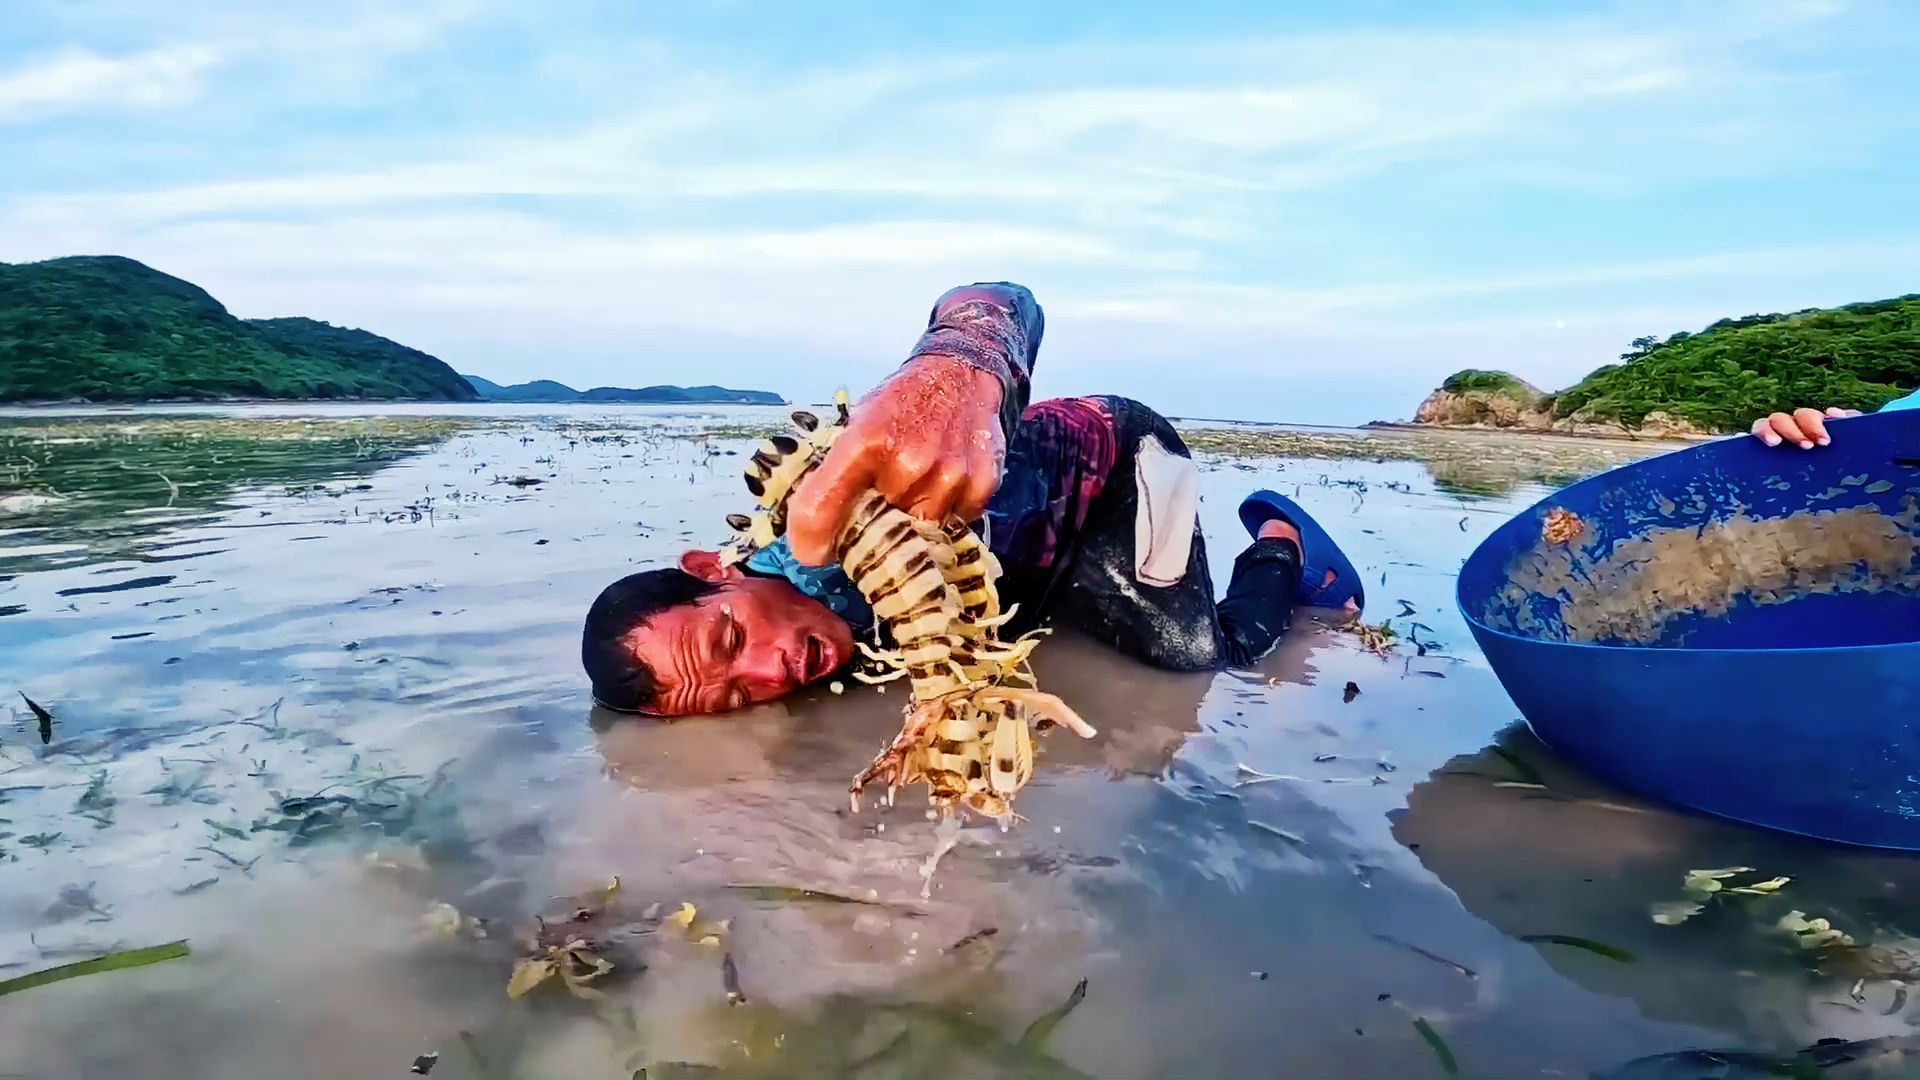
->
[1052, 826, 1061, 834]
[829, 681, 845, 694]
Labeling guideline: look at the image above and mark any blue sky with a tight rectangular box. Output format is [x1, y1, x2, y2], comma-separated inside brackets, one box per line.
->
[2, 0, 1915, 423]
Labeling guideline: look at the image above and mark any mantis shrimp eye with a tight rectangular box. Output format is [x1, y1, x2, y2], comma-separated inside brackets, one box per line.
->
[791, 411, 820, 432]
[726, 513, 754, 533]
[769, 435, 801, 456]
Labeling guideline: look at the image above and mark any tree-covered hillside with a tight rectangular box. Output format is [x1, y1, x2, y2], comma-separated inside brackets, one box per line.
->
[1550, 295, 1920, 432]
[0, 256, 477, 403]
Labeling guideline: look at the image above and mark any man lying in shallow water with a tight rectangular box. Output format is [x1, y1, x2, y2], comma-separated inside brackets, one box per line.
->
[582, 282, 1365, 717]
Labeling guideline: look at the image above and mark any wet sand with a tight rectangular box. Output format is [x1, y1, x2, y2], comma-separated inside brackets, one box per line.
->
[3, 404, 1916, 1078]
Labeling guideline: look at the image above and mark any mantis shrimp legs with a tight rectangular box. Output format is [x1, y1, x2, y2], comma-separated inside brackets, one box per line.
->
[722, 396, 1094, 822]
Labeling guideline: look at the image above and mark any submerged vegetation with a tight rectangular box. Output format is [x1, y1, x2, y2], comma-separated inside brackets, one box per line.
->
[0, 940, 191, 997]
[0, 415, 476, 574]
[0, 256, 478, 403]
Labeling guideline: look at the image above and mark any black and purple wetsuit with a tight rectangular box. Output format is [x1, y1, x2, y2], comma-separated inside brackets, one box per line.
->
[745, 283, 1300, 671]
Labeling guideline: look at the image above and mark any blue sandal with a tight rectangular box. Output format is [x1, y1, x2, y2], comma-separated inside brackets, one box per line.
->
[1238, 490, 1365, 610]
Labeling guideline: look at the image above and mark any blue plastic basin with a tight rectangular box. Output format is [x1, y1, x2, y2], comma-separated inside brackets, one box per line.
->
[1457, 411, 1920, 849]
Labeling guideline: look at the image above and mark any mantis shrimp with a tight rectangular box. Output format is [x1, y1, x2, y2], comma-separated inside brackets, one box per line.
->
[722, 395, 1095, 822]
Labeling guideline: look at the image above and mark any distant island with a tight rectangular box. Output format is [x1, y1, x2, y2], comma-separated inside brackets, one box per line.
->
[463, 376, 784, 405]
[1406, 294, 1920, 437]
[0, 256, 478, 403]
[0, 255, 784, 408]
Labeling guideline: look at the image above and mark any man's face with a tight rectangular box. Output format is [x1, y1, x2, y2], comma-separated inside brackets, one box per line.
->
[626, 575, 855, 716]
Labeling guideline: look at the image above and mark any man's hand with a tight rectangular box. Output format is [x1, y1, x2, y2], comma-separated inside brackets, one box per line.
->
[787, 354, 1006, 566]
[1750, 407, 1860, 449]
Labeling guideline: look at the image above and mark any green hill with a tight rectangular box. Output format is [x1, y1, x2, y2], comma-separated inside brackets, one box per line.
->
[1416, 295, 1920, 435]
[1552, 295, 1920, 432]
[0, 256, 478, 403]
[464, 376, 785, 404]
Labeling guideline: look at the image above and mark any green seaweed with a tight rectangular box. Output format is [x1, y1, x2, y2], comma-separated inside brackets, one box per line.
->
[0, 940, 191, 997]
[1412, 1017, 1460, 1076]
[1018, 977, 1089, 1050]
[1518, 934, 1637, 963]
[1486, 746, 1548, 788]
[722, 883, 891, 907]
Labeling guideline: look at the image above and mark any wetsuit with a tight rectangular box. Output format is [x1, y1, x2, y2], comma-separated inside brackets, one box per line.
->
[745, 284, 1301, 672]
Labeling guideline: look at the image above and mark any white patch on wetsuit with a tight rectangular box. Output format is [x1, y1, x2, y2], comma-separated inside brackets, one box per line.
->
[1133, 433, 1197, 587]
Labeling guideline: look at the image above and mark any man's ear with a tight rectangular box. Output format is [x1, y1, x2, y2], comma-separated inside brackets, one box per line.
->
[680, 549, 743, 582]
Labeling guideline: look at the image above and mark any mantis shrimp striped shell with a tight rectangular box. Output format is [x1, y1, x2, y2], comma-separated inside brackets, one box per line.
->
[721, 395, 1095, 822]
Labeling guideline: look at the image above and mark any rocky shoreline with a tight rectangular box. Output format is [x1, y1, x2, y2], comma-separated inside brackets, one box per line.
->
[1393, 374, 1715, 441]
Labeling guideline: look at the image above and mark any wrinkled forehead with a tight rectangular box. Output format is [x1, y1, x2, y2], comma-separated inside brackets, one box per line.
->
[629, 596, 727, 714]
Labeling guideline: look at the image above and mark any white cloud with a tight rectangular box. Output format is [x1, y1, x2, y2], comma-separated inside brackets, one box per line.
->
[0, 0, 1910, 422]
[0, 45, 222, 123]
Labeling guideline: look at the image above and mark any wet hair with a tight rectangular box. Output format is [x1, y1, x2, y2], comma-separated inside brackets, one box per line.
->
[582, 569, 722, 713]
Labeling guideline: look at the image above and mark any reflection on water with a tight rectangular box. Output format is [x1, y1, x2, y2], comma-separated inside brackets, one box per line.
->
[2, 404, 1910, 1078]
[1396, 727, 1920, 1061]
[0, 416, 482, 579]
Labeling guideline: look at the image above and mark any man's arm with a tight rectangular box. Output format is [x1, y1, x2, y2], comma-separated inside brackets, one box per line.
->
[786, 283, 1045, 566]
[908, 283, 1044, 436]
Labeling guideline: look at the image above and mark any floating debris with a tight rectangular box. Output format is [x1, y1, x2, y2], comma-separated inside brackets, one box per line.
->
[1777, 910, 1856, 952]
[73, 770, 115, 824]
[948, 927, 999, 953]
[1651, 900, 1706, 926]
[1371, 933, 1477, 980]
[1728, 877, 1791, 897]
[42, 883, 110, 923]
[422, 901, 487, 940]
[722, 951, 746, 1005]
[507, 937, 614, 1000]
[1652, 868, 1791, 926]
[1248, 820, 1307, 846]
[1350, 620, 1398, 657]
[1234, 763, 1306, 787]
[20, 691, 54, 744]
[410, 1052, 439, 1075]
[1343, 681, 1361, 703]
[0, 940, 190, 998]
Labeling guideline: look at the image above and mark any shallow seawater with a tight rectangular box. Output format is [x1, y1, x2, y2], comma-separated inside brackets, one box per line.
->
[4, 404, 1919, 1079]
